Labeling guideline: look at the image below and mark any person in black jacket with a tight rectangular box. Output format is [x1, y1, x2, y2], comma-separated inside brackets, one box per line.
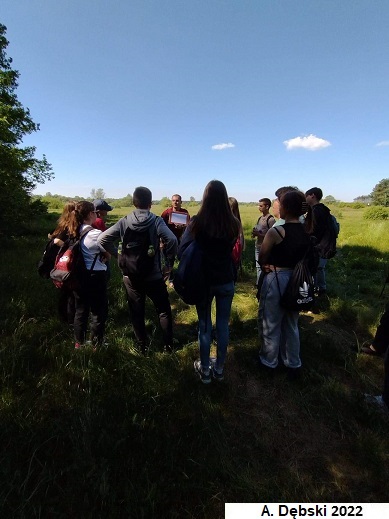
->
[179, 180, 240, 384]
[305, 187, 332, 295]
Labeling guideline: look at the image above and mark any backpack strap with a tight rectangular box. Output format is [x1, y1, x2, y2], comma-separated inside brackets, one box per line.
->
[79, 225, 93, 240]
[266, 215, 272, 228]
[79, 225, 99, 272]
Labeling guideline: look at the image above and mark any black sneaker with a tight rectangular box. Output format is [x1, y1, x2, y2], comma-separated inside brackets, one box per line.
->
[194, 360, 211, 384]
[211, 366, 224, 381]
[210, 357, 224, 381]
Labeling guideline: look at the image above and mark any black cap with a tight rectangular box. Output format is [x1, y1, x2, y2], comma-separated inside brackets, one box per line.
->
[93, 199, 113, 212]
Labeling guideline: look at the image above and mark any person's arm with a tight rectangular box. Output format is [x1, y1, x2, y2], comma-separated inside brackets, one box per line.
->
[156, 217, 177, 260]
[97, 219, 122, 257]
[177, 223, 194, 260]
[258, 227, 284, 266]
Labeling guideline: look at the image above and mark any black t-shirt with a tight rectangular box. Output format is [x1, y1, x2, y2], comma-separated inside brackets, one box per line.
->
[268, 223, 310, 268]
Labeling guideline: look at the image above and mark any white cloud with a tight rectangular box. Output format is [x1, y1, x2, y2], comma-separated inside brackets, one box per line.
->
[283, 134, 331, 151]
[376, 141, 389, 147]
[211, 142, 235, 150]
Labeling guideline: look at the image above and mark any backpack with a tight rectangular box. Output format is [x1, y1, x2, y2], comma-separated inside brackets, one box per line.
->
[231, 235, 243, 266]
[118, 217, 157, 280]
[50, 226, 96, 289]
[317, 213, 339, 259]
[277, 259, 315, 312]
[37, 238, 62, 279]
[173, 240, 207, 305]
[273, 230, 316, 312]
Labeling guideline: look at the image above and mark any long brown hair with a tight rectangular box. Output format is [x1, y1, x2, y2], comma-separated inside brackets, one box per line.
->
[75, 201, 95, 227]
[191, 180, 240, 240]
[280, 190, 313, 234]
[51, 201, 77, 239]
[228, 197, 241, 223]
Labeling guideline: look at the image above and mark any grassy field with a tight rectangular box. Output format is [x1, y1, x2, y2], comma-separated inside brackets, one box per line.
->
[1, 204, 389, 518]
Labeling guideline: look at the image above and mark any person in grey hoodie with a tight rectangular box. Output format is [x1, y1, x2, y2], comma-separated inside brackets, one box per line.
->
[98, 186, 178, 353]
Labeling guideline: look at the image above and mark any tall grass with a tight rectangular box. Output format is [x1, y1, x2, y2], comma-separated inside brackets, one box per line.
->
[0, 206, 388, 517]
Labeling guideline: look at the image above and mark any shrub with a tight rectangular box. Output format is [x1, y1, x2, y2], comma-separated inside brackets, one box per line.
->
[363, 206, 389, 220]
[338, 202, 365, 209]
[29, 198, 49, 216]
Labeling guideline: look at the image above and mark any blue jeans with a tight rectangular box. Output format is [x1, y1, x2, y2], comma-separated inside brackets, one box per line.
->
[196, 281, 235, 372]
[258, 271, 301, 369]
[315, 257, 327, 291]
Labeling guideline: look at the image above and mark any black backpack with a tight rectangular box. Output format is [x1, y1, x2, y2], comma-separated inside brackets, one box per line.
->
[274, 231, 316, 312]
[118, 217, 157, 280]
[317, 213, 339, 259]
[276, 259, 315, 312]
[173, 239, 207, 305]
[38, 238, 62, 279]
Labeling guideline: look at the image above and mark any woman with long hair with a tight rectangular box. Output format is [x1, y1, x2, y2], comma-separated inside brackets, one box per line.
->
[179, 180, 240, 383]
[48, 201, 77, 324]
[72, 201, 110, 349]
[257, 190, 313, 378]
[228, 196, 245, 281]
[50, 201, 78, 244]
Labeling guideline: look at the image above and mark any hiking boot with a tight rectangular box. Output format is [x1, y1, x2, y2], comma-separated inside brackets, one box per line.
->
[193, 360, 211, 384]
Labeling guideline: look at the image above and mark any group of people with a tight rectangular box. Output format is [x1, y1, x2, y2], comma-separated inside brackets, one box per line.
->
[45, 181, 388, 412]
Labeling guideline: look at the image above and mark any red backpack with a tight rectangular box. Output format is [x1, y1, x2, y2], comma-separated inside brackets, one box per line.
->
[231, 235, 243, 266]
[50, 226, 97, 289]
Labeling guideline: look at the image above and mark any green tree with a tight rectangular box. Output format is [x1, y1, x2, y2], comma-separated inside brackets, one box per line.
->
[354, 195, 371, 204]
[160, 196, 171, 208]
[120, 193, 133, 207]
[0, 24, 53, 234]
[371, 178, 389, 206]
[323, 195, 336, 203]
[91, 188, 105, 199]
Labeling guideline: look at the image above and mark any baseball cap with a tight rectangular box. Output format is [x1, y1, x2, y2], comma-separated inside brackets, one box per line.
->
[93, 199, 113, 212]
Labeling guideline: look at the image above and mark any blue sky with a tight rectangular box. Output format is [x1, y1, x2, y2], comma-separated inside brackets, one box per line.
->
[2, 0, 388, 202]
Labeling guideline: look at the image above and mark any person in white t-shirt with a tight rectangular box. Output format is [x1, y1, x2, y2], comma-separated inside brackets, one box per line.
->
[73, 201, 111, 349]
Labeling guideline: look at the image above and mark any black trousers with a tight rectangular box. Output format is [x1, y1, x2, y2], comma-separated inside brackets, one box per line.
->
[58, 285, 75, 325]
[73, 271, 108, 345]
[372, 303, 389, 354]
[383, 346, 389, 408]
[370, 304, 389, 407]
[122, 275, 173, 347]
